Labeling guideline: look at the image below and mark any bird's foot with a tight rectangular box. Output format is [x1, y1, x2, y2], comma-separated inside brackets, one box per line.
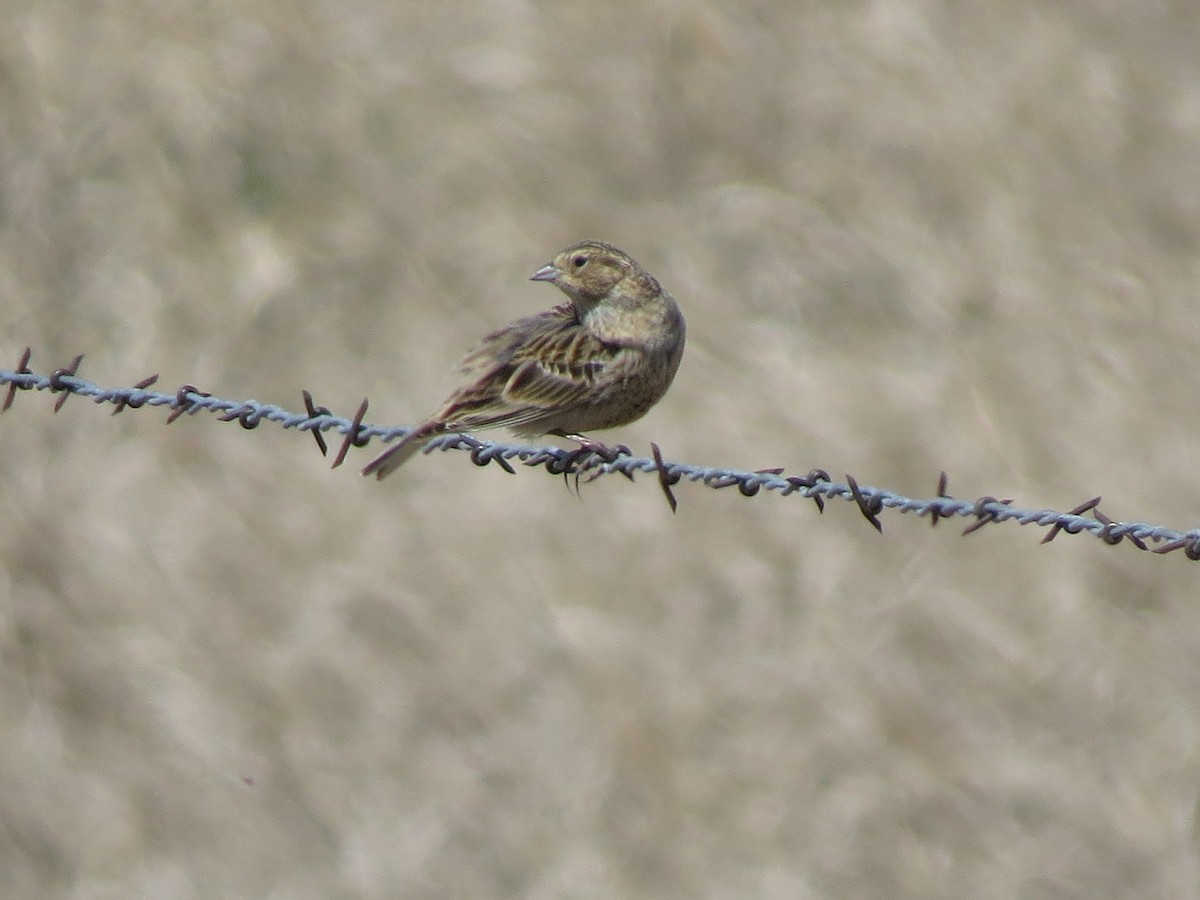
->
[559, 433, 630, 465]
[550, 432, 635, 491]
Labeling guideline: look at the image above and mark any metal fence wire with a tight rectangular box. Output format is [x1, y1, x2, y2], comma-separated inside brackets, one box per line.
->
[3, 347, 1196, 558]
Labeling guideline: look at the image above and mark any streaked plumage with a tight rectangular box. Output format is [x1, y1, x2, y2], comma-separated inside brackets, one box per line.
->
[362, 240, 685, 480]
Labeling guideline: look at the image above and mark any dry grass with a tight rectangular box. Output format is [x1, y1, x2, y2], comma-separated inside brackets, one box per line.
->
[3, 1, 1200, 896]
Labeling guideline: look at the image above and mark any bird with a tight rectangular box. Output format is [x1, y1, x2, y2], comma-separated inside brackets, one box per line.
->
[362, 240, 686, 480]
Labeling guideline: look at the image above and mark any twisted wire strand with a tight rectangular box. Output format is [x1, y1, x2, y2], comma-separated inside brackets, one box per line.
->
[2, 349, 1196, 558]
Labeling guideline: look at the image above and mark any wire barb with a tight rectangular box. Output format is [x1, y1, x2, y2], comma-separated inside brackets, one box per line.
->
[468, 440, 517, 474]
[651, 442, 678, 514]
[962, 497, 1013, 536]
[785, 470, 829, 514]
[930, 471, 950, 528]
[112, 374, 160, 414]
[301, 390, 330, 456]
[1040, 497, 1102, 543]
[331, 398, 369, 469]
[847, 474, 884, 533]
[49, 354, 84, 412]
[166, 385, 210, 424]
[2, 347, 34, 413]
[2, 352, 1197, 558]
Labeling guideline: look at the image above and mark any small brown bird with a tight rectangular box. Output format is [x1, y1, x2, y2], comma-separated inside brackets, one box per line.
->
[362, 240, 685, 480]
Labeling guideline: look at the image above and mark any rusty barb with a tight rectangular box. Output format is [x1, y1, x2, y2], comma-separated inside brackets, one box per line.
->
[2, 346, 1197, 558]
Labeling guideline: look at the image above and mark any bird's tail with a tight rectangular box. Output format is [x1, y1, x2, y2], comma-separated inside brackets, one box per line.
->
[361, 422, 445, 480]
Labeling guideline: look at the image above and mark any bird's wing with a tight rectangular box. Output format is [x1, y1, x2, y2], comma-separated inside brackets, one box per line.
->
[433, 306, 628, 432]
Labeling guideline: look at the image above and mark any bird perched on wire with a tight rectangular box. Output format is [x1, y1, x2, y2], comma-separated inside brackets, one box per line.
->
[362, 240, 686, 480]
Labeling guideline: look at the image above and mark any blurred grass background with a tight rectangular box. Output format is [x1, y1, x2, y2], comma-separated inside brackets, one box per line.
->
[3, 0, 1200, 896]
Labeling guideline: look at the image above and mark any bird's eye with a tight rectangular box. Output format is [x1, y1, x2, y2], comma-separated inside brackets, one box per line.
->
[572, 255, 588, 269]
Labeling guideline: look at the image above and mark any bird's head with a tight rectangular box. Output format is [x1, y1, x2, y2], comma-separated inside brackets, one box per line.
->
[531, 240, 656, 307]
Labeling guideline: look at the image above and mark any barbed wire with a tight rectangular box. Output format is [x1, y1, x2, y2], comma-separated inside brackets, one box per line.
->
[2, 347, 1197, 558]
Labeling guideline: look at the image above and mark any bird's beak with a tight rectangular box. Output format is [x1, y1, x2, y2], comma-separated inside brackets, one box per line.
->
[530, 264, 560, 282]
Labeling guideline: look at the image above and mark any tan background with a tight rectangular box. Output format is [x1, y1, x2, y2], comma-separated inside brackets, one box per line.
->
[2, 1, 1200, 897]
